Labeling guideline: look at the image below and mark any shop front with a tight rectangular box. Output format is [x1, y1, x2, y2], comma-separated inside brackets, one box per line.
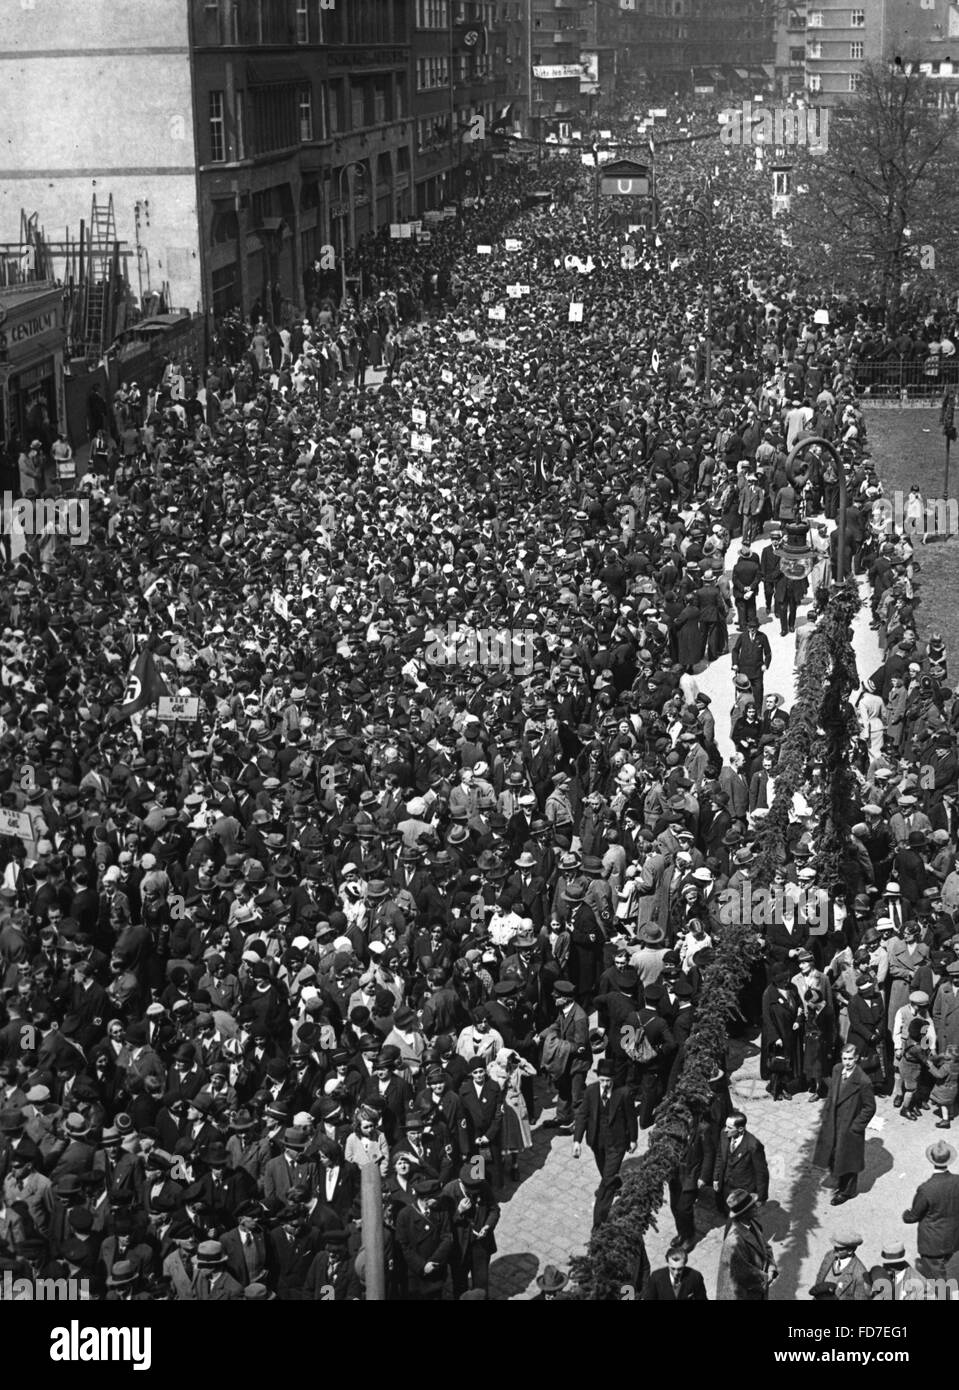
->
[0, 284, 66, 453]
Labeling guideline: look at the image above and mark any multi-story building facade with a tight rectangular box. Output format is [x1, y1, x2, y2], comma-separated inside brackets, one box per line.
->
[777, 0, 959, 106]
[0, 0, 203, 313]
[411, 1, 506, 213]
[192, 0, 415, 317]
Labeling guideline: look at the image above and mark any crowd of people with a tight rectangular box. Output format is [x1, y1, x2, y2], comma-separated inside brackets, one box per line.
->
[2, 94, 959, 1303]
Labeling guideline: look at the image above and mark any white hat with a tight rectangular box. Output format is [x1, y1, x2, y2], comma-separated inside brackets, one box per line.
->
[291, 936, 311, 951]
[368, 940, 387, 956]
[103, 866, 121, 883]
[332, 936, 353, 953]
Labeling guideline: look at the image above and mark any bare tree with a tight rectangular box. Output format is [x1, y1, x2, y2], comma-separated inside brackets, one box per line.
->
[784, 62, 959, 326]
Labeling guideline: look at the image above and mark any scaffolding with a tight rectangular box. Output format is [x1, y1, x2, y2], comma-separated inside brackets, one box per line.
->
[0, 201, 135, 359]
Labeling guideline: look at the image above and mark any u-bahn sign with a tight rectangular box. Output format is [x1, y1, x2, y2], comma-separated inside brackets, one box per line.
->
[599, 160, 650, 198]
[597, 161, 650, 200]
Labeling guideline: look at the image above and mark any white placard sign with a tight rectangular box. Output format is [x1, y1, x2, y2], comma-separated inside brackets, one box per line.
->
[410, 431, 433, 454]
[156, 696, 200, 723]
[477, 245, 492, 255]
[569, 302, 584, 323]
[441, 369, 455, 384]
[488, 337, 507, 350]
[488, 305, 506, 321]
[507, 284, 522, 298]
[457, 330, 478, 342]
[505, 238, 522, 251]
[273, 591, 290, 621]
[0, 808, 34, 842]
[411, 407, 428, 427]
[814, 308, 830, 325]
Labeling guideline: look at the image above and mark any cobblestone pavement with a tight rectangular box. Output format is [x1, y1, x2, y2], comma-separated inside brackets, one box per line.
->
[490, 516, 948, 1299]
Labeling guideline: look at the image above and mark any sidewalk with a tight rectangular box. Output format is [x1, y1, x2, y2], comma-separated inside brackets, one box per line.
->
[489, 520, 919, 1301]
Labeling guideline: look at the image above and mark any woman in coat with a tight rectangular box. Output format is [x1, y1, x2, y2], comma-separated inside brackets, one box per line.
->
[886, 924, 929, 1035]
[846, 978, 887, 1090]
[802, 988, 835, 1100]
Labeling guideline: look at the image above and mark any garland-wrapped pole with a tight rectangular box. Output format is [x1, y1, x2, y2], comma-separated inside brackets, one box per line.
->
[574, 580, 862, 1299]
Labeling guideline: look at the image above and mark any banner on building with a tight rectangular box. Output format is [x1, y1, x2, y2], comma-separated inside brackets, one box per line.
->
[533, 64, 584, 79]
[455, 22, 487, 53]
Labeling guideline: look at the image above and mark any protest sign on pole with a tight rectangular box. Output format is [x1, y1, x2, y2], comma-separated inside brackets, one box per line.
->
[410, 432, 433, 454]
[273, 591, 290, 622]
[0, 808, 34, 843]
[156, 696, 200, 723]
[411, 407, 428, 427]
[569, 302, 584, 323]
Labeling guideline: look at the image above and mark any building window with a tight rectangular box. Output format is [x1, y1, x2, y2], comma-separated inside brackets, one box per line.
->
[807, 38, 821, 58]
[807, 72, 822, 91]
[850, 41, 864, 59]
[789, 46, 805, 64]
[209, 90, 226, 162]
[299, 86, 313, 141]
[415, 0, 448, 25]
[849, 71, 863, 90]
[296, 0, 310, 40]
[773, 170, 790, 197]
[808, 9, 823, 25]
[850, 8, 865, 26]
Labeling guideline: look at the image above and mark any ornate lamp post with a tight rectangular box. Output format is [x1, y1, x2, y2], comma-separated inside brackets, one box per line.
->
[784, 434, 848, 583]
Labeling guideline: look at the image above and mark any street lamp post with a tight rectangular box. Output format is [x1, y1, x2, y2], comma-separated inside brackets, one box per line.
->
[785, 435, 849, 584]
[337, 161, 365, 308]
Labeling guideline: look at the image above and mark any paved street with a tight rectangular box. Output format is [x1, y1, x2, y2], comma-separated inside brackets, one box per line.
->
[489, 499, 946, 1300]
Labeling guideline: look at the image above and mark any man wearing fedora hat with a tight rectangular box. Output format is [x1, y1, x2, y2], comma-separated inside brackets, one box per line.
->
[902, 1139, 959, 1278]
[869, 1241, 927, 1301]
[193, 1238, 244, 1300]
[716, 1189, 777, 1301]
[532, 1263, 571, 1300]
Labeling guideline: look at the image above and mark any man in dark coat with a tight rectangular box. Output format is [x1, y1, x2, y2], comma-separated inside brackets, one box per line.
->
[716, 1189, 777, 1301]
[731, 619, 772, 710]
[394, 1176, 452, 1300]
[642, 1246, 708, 1301]
[813, 1043, 877, 1204]
[902, 1139, 959, 1278]
[731, 547, 761, 629]
[441, 1161, 500, 1297]
[713, 1110, 770, 1216]
[572, 1057, 637, 1229]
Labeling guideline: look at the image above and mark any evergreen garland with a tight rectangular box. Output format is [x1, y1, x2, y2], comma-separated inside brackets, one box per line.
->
[574, 582, 862, 1299]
